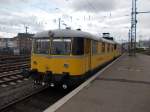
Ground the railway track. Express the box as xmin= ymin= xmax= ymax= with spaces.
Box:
xmin=0 ymin=63 xmax=30 ymax=73
xmin=0 ymin=55 xmax=30 ymax=87
xmin=0 ymin=84 xmax=49 ymax=111
xmin=0 ymin=62 xmax=72 ymax=112
xmin=0 ymin=84 xmax=69 ymax=112
xmin=0 ymin=70 xmax=28 ymax=87
xmin=0 ymin=55 xmax=30 ymax=65
xmin=0 ymin=55 xmax=60 ymax=112
xmin=0 ymin=55 xmax=29 ymax=60
xmin=0 ymin=62 xmax=67 ymax=112
xmin=0 ymin=59 xmax=30 ymax=64
xmin=0 ymin=58 xmax=30 ymax=64
xmin=0 ymin=55 xmax=30 ymax=73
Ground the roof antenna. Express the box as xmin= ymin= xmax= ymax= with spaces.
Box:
xmin=25 ymin=26 xmax=29 ymax=34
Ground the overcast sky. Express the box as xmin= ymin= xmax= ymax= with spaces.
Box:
xmin=0 ymin=0 xmax=150 ymax=42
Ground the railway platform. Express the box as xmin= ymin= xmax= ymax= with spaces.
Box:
xmin=45 ymin=53 xmax=150 ymax=112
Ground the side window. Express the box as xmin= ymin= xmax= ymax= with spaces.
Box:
xmin=92 ymin=40 xmax=98 ymax=54
xmin=114 ymin=44 xmax=117 ymax=50
xmin=111 ymin=44 xmax=114 ymax=52
xmin=102 ymin=42 xmax=105 ymax=53
xmin=51 ymin=38 xmax=71 ymax=55
xmin=85 ymin=39 xmax=91 ymax=54
xmin=107 ymin=44 xmax=110 ymax=52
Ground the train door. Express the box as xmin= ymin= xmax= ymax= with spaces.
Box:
xmin=85 ymin=39 xmax=91 ymax=72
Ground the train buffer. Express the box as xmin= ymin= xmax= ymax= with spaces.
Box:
xmin=44 ymin=53 xmax=150 ymax=112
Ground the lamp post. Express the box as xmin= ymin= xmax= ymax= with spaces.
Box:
xmin=55 ymin=8 xmax=72 ymax=29
xmin=58 ymin=18 xmax=61 ymax=29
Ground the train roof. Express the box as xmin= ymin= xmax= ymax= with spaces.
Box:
xmin=34 ymin=29 xmax=99 ymax=40
xmin=34 ymin=29 xmax=116 ymax=44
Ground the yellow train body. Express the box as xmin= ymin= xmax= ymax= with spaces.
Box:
xmin=31 ymin=55 xmax=86 ymax=75
xmin=31 ymin=50 xmax=120 ymax=76
xmin=29 ymin=29 xmax=122 ymax=88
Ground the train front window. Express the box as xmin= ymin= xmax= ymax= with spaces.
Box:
xmin=72 ymin=38 xmax=84 ymax=55
xmin=33 ymin=37 xmax=84 ymax=55
xmin=34 ymin=39 xmax=50 ymax=54
xmin=51 ymin=39 xmax=71 ymax=55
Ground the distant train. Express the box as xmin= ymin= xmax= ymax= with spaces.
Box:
xmin=28 ymin=29 xmax=121 ymax=89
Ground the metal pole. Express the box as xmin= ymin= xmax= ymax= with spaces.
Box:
xmin=130 ymin=0 xmax=137 ymax=56
xmin=128 ymin=29 xmax=131 ymax=55
xmin=58 ymin=18 xmax=61 ymax=29
xmin=131 ymin=0 xmax=150 ymax=55
xmin=134 ymin=0 xmax=137 ymax=55
xmin=130 ymin=0 xmax=133 ymax=56
xmin=26 ymin=26 xmax=27 ymax=34
xmin=25 ymin=26 xmax=29 ymax=34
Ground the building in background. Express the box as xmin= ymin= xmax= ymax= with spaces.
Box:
xmin=0 ymin=33 xmax=34 ymax=55
xmin=138 ymin=40 xmax=150 ymax=50
xmin=0 ymin=38 xmax=15 ymax=54
xmin=122 ymin=39 xmax=150 ymax=52
xmin=13 ymin=33 xmax=34 ymax=55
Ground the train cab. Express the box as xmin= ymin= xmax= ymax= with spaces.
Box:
xmin=30 ymin=29 xmax=97 ymax=88
xmin=29 ymin=29 xmax=121 ymax=89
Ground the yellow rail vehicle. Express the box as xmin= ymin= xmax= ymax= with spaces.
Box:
xmin=30 ymin=29 xmax=121 ymax=89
